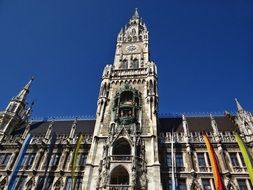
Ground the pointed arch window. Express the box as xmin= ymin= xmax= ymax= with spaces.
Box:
xmin=110 ymin=166 xmax=129 ymax=185
xmin=120 ymin=59 xmax=128 ymax=69
xmin=113 ymin=138 xmax=131 ymax=155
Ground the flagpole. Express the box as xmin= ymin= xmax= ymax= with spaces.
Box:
xmin=171 ymin=128 xmax=176 ymax=190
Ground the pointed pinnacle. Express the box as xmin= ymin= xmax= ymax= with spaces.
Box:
xmin=133 ymin=8 xmax=139 ymax=19
xmin=24 ymin=77 xmax=34 ymax=91
xmin=235 ymin=98 xmax=243 ymax=112
xmin=16 ymin=77 xmax=34 ymax=101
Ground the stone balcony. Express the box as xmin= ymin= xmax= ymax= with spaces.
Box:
xmin=110 ymin=155 xmax=132 ymax=162
xmin=108 ymin=185 xmax=131 ymax=190
xmin=111 ymin=68 xmax=148 ymax=79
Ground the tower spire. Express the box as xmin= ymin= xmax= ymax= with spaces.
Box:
xmin=15 ymin=77 xmax=34 ymax=102
xmin=133 ymin=8 xmax=139 ymax=19
xmin=235 ymin=98 xmax=243 ymax=112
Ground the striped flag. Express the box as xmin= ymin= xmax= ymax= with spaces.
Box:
xmin=234 ymin=132 xmax=253 ymax=184
xmin=8 ymin=133 xmax=32 ymax=190
xmin=36 ymin=132 xmax=57 ymax=190
xmin=203 ymin=132 xmax=224 ymax=190
xmin=71 ymin=133 xmax=83 ymax=190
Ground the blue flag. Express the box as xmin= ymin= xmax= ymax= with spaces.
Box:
xmin=8 ymin=133 xmax=32 ymax=190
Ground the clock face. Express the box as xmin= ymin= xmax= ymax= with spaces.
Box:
xmin=126 ymin=45 xmax=138 ymax=53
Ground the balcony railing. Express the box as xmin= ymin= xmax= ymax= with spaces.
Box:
xmin=198 ymin=166 xmax=212 ymax=173
xmin=160 ymin=131 xmax=238 ymax=143
xmin=111 ymin=68 xmax=148 ymax=78
xmin=233 ymin=166 xmax=247 ymax=173
xmin=110 ymin=155 xmax=132 ymax=161
xmin=108 ymin=185 xmax=131 ymax=190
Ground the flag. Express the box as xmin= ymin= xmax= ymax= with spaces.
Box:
xmin=171 ymin=129 xmax=176 ymax=190
xmin=71 ymin=133 xmax=83 ymax=190
xmin=36 ymin=132 xmax=57 ymax=190
xmin=234 ymin=132 xmax=253 ymax=184
xmin=203 ymin=132 xmax=224 ymax=190
xmin=8 ymin=133 xmax=32 ymax=190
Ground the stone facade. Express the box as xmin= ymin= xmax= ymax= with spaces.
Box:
xmin=0 ymin=9 xmax=252 ymax=190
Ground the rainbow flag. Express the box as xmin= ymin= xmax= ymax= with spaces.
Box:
xmin=203 ymin=132 xmax=223 ymax=190
xmin=71 ymin=133 xmax=83 ymax=190
xmin=234 ymin=132 xmax=253 ymax=184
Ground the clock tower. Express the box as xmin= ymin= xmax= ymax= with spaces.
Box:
xmin=83 ymin=9 xmax=162 ymax=190
xmin=114 ymin=8 xmax=149 ymax=69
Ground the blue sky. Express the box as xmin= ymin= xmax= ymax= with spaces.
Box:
xmin=0 ymin=0 xmax=252 ymax=118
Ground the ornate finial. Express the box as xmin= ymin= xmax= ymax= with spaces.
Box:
xmin=133 ymin=8 xmax=139 ymax=19
xmin=235 ymin=98 xmax=243 ymax=112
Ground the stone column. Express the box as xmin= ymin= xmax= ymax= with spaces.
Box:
xmin=217 ymin=143 xmax=229 ymax=173
xmin=7 ymin=149 xmax=19 ymax=171
xmin=33 ymin=148 xmax=44 ymax=170
xmin=185 ymin=143 xmax=194 ymax=173
xmin=59 ymin=148 xmax=70 ymax=171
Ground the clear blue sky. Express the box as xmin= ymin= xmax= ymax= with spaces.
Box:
xmin=0 ymin=0 xmax=252 ymax=118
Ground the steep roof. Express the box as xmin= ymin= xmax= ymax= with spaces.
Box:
xmin=159 ymin=115 xmax=237 ymax=133
xmin=13 ymin=119 xmax=95 ymax=136
xmin=13 ymin=115 xmax=237 ymax=136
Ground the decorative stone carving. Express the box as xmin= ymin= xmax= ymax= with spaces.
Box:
xmin=26 ymin=176 xmax=35 ymax=190
xmin=190 ymin=179 xmax=201 ymax=190
xmin=54 ymin=177 xmax=63 ymax=190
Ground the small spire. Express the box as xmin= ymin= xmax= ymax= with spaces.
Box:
xmin=16 ymin=77 xmax=34 ymax=102
xmin=133 ymin=8 xmax=139 ymax=19
xmin=235 ymin=98 xmax=243 ymax=112
xmin=182 ymin=114 xmax=186 ymax=121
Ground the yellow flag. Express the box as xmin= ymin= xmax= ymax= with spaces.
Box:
xmin=71 ymin=133 xmax=83 ymax=190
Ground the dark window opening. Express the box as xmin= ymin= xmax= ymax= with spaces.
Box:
xmin=110 ymin=166 xmax=129 ymax=185
xmin=120 ymin=91 xmax=133 ymax=105
xmin=113 ymin=139 xmax=131 ymax=155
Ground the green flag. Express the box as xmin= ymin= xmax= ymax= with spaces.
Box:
xmin=235 ymin=132 xmax=253 ymax=184
xmin=71 ymin=133 xmax=83 ymax=190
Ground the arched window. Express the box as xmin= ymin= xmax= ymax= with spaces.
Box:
xmin=120 ymin=91 xmax=133 ymax=105
xmin=113 ymin=138 xmax=131 ymax=155
xmin=120 ymin=59 xmax=128 ymax=69
xmin=110 ymin=166 xmax=129 ymax=185
xmin=132 ymin=29 xmax=136 ymax=35
xmin=132 ymin=59 xmax=139 ymax=69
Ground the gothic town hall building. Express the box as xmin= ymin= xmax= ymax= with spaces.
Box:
xmin=0 ymin=10 xmax=252 ymax=190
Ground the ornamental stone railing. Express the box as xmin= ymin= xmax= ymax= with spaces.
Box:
xmin=108 ymin=185 xmax=131 ymax=190
xmin=232 ymin=166 xmax=247 ymax=173
xmin=111 ymin=68 xmax=148 ymax=78
xmin=160 ymin=131 xmax=237 ymax=143
xmin=110 ymin=155 xmax=132 ymax=161
xmin=198 ymin=166 xmax=212 ymax=173
xmin=1 ymin=135 xmax=22 ymax=144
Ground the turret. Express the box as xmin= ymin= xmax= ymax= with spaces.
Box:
xmin=114 ymin=8 xmax=149 ymax=68
xmin=0 ymin=78 xmax=34 ymax=135
xmin=234 ymin=98 xmax=253 ymax=138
